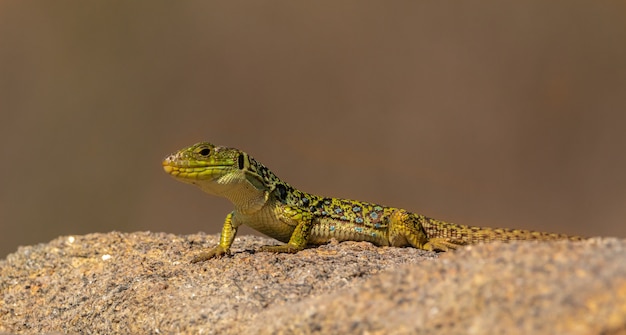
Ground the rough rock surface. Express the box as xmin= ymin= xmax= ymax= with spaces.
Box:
xmin=0 ymin=232 xmax=625 ymax=334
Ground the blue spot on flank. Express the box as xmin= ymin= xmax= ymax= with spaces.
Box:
xmin=374 ymin=223 xmax=382 ymax=229
xmin=334 ymin=207 xmax=343 ymax=214
xmin=352 ymin=205 xmax=361 ymax=212
xmin=370 ymin=212 xmax=379 ymax=220
xmin=329 ymin=226 xmax=336 ymax=232
xmin=340 ymin=216 xmax=347 ymax=220
xmin=354 ymin=227 xmax=363 ymax=233
xmin=355 ymin=217 xmax=364 ymax=223
xmin=321 ymin=211 xmax=328 ymax=215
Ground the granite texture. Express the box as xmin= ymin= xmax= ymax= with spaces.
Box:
xmin=1 ymin=232 xmax=624 ymax=334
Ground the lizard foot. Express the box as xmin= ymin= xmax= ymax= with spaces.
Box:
xmin=423 ymin=238 xmax=467 ymax=252
xmin=259 ymin=244 xmax=304 ymax=254
xmin=191 ymin=245 xmax=229 ymax=263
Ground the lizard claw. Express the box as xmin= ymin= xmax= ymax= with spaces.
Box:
xmin=190 ymin=245 xmax=229 ymax=263
xmin=423 ymin=238 xmax=467 ymax=252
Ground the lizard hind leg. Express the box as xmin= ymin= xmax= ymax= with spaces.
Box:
xmin=389 ymin=211 xmax=467 ymax=252
xmin=387 ymin=210 xmax=430 ymax=250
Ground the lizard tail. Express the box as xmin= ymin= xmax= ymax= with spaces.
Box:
xmin=418 ymin=215 xmax=583 ymax=247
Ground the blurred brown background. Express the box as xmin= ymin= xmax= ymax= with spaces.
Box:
xmin=1 ymin=1 xmax=625 ymax=259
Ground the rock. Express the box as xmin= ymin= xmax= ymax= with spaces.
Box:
xmin=1 ymin=232 xmax=624 ymax=334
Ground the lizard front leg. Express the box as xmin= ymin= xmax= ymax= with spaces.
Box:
xmin=191 ymin=211 xmax=238 ymax=263
xmin=259 ymin=206 xmax=314 ymax=253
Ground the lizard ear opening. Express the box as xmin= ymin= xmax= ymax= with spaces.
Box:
xmin=238 ymin=153 xmax=245 ymax=170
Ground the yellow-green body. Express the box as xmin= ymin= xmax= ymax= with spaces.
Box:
xmin=163 ymin=142 xmax=583 ymax=262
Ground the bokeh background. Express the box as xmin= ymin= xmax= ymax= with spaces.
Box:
xmin=1 ymin=1 xmax=625 ymax=259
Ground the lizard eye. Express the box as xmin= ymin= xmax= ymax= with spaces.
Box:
xmin=198 ymin=148 xmax=211 ymax=156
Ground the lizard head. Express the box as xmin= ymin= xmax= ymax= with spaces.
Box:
xmin=162 ymin=142 xmax=278 ymax=212
xmin=162 ymin=142 xmax=245 ymax=190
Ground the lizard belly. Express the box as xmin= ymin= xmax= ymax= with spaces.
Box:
xmin=308 ymin=217 xmax=390 ymax=246
xmin=235 ymin=207 xmax=295 ymax=243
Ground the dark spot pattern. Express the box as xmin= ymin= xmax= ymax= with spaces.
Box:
xmin=275 ymin=184 xmax=288 ymax=201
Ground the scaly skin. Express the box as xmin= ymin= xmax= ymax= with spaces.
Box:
xmin=162 ymin=142 xmax=584 ymax=263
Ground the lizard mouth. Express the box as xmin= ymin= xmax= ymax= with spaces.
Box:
xmin=162 ymin=160 xmax=232 ymax=180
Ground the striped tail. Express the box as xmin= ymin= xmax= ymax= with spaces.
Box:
xmin=418 ymin=215 xmax=583 ymax=246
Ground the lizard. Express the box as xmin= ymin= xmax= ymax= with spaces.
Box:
xmin=162 ymin=142 xmax=584 ymax=263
